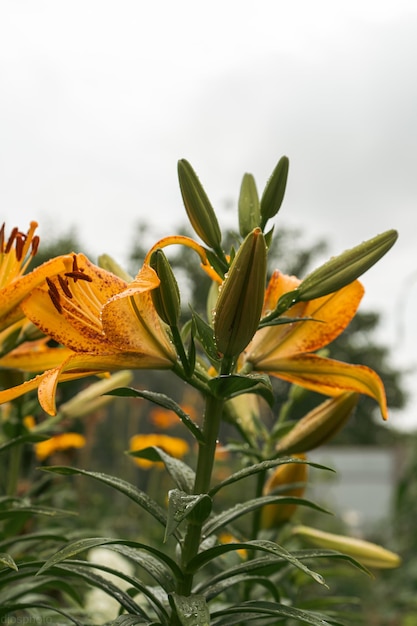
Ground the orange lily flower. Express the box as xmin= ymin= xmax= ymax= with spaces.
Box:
xmin=0 ymin=222 xmax=72 ymax=337
xmin=243 ymin=271 xmax=388 ymax=420
xmin=0 ymin=254 xmax=177 ymax=415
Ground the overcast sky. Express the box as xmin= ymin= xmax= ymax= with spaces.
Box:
xmin=1 ymin=0 xmax=416 ymax=429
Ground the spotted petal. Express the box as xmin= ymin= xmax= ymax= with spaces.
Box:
xmin=262 ymin=353 xmax=388 ymax=420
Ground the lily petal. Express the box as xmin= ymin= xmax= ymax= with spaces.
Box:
xmin=248 ymin=279 xmax=364 ymax=364
xmin=260 ymin=353 xmax=388 ymax=420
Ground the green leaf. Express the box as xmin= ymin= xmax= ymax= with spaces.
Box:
xmin=165 ymin=490 xmax=212 ymax=540
xmin=128 ymin=446 xmax=195 ymax=494
xmin=107 ymin=618 xmax=150 ymax=625
xmin=202 ymin=495 xmax=329 ymax=537
xmin=203 ymin=573 xmax=281 ymax=602
xmin=37 ymin=537 xmax=183 ymax=584
xmin=40 ymin=466 xmax=168 ymax=528
xmin=0 ymin=604 xmax=84 ymax=625
xmin=207 ymin=373 xmax=274 ymax=406
xmin=0 ymin=503 xmax=76 ymax=519
xmin=108 ymin=387 xmax=204 ymax=444
xmin=188 ymin=539 xmax=327 ymax=587
xmin=0 ymin=552 xmax=17 ymax=571
xmin=209 ymin=457 xmax=333 ymax=496
xmin=212 ymin=600 xmax=340 ymax=626
xmin=191 ymin=308 xmax=220 ymax=363
xmin=169 ymin=592 xmax=210 ymax=626
xmin=0 ymin=432 xmax=50 ymax=453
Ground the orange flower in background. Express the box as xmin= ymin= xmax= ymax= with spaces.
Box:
xmin=129 ymin=433 xmax=189 ymax=469
xmin=34 ymin=432 xmax=86 ymax=461
xmin=0 ymin=256 xmax=177 ymax=415
xmin=243 ymin=271 xmax=388 ymax=420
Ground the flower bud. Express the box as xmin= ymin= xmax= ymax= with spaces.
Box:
xmin=238 ymin=173 xmax=261 ymax=237
xmin=149 ymin=249 xmax=181 ymax=327
xmin=214 ymin=229 xmax=267 ymax=358
xmin=177 ymin=159 xmax=222 ymax=250
xmin=296 ymin=229 xmax=398 ymax=302
xmin=260 ymin=156 xmax=289 ymax=229
xmin=276 ymin=393 xmax=359 ymax=455
xmin=59 ymin=371 xmax=133 ymax=419
xmin=261 ymin=454 xmax=308 ymax=527
xmin=292 ymin=525 xmax=401 ymax=569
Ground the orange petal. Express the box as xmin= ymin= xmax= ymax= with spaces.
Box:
xmin=102 ymin=279 xmax=176 ymax=365
xmin=0 ymin=342 xmax=74 ymax=372
xmin=248 ymin=280 xmax=364 ymax=364
xmin=261 ymin=353 xmax=388 ymax=420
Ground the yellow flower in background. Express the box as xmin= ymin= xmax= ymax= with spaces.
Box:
xmin=0 ymin=255 xmax=177 ymax=415
xmin=243 ymin=271 xmax=388 ymax=420
xmin=34 ymin=432 xmax=86 ymax=461
xmin=129 ymin=433 xmax=189 ymax=469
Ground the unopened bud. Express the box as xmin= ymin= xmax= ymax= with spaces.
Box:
xmin=150 ymin=249 xmax=181 ymax=326
xmin=238 ymin=173 xmax=261 ymax=237
xmin=296 ymin=229 xmax=398 ymax=302
xmin=261 ymin=454 xmax=308 ymax=527
xmin=260 ymin=156 xmax=289 ymax=229
xmin=214 ymin=229 xmax=267 ymax=358
xmin=276 ymin=393 xmax=359 ymax=455
xmin=59 ymin=371 xmax=133 ymax=419
xmin=98 ymin=254 xmax=133 ymax=282
xmin=177 ymin=159 xmax=222 ymax=250
xmin=293 ymin=525 xmax=401 ymax=569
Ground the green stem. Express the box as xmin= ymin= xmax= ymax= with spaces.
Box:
xmin=177 ymin=393 xmax=224 ymax=597
xmin=176 ymin=358 xmax=234 ymax=599
xmin=7 ymin=443 xmax=23 ymax=496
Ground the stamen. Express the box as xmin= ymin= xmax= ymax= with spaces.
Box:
xmin=46 ymin=278 xmax=62 ymax=314
xmin=58 ymin=274 xmax=73 ymax=298
xmin=31 ymin=236 xmax=40 ymax=256
xmin=15 ymin=233 xmax=25 ymax=262
xmin=0 ymin=224 xmax=4 ymax=252
xmin=65 ymin=271 xmax=93 ymax=282
xmin=5 ymin=227 xmax=18 ymax=254
xmin=65 ymin=254 xmax=92 ymax=282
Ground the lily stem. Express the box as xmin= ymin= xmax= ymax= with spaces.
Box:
xmin=176 ymin=357 xmax=233 ymax=599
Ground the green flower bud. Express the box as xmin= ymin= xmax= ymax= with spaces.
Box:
xmin=293 ymin=525 xmax=401 ymax=569
xmin=214 ymin=228 xmax=267 ymax=358
xmin=276 ymin=393 xmax=359 ymax=455
xmin=260 ymin=156 xmax=289 ymax=229
xmin=177 ymin=159 xmax=222 ymax=250
xmin=297 ymin=229 xmax=398 ymax=301
xmin=150 ymin=249 xmax=181 ymax=326
xmin=238 ymin=173 xmax=261 ymax=237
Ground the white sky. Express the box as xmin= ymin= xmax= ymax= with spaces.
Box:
xmin=1 ymin=0 xmax=417 ymax=429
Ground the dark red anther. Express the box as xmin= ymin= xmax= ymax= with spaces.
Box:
xmin=58 ymin=274 xmax=73 ymax=298
xmin=46 ymin=277 xmax=62 ymax=313
xmin=5 ymin=227 xmax=18 ymax=254
xmin=31 ymin=236 xmax=40 ymax=256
